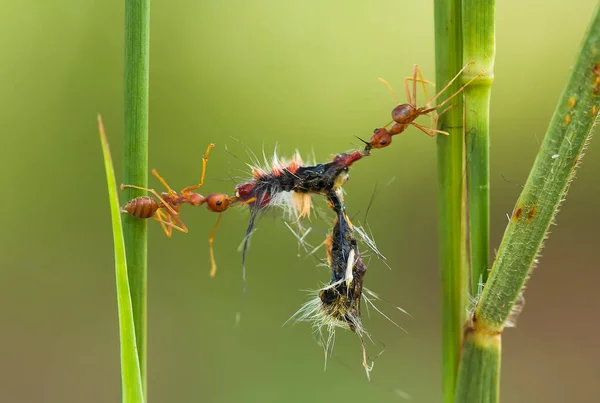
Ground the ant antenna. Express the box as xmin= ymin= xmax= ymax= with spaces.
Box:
xmin=378 ymin=77 xmax=399 ymax=104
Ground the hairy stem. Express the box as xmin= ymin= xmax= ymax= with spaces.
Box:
xmin=454 ymin=329 xmax=500 ymax=403
xmin=455 ymin=4 xmax=600 ymax=401
xmin=477 ymin=3 xmax=599 ymax=333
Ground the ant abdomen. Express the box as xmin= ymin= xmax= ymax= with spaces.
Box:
xmin=123 ymin=196 xmax=159 ymax=218
xmin=391 ymin=103 xmax=416 ymax=124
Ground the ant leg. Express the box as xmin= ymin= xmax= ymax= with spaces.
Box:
xmin=405 ymin=77 xmax=434 ymax=86
xmin=121 ymin=184 xmax=180 ymax=218
xmin=420 ymin=102 xmax=456 ymax=131
xmin=412 ymin=64 xmax=418 ymax=106
xmin=182 ymin=143 xmax=216 ymax=194
xmin=411 ymin=122 xmax=449 ymax=137
xmin=154 ymin=209 xmax=188 ymax=235
xmin=153 ymin=208 xmax=172 ymax=237
xmin=413 ymin=65 xmax=432 ymax=104
xmin=402 ymin=65 xmax=431 ymax=106
xmin=427 ymin=61 xmax=476 ymax=106
xmin=405 ymin=78 xmax=435 ymax=101
xmin=151 ymin=169 xmax=178 ymax=197
xmin=411 ymin=64 xmax=418 ymax=107
xmin=435 ymin=70 xmax=485 ymax=109
xmin=378 ymin=78 xmax=399 ymax=104
xmin=208 ymin=213 xmax=223 ymax=278
xmin=237 ymin=196 xmax=257 ymax=206
xmin=160 ymin=208 xmax=188 ymax=237
xmin=401 ymin=75 xmax=412 ymax=106
xmin=431 ymin=104 xmax=456 ymax=127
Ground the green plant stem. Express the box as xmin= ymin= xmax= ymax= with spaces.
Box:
xmin=98 ymin=116 xmax=145 ymax=403
xmin=455 ymin=5 xmax=600 ymax=401
xmin=462 ymin=0 xmax=495 ymax=296
xmin=434 ymin=1 xmax=470 ymax=401
xmin=124 ymin=0 xmax=150 ymax=397
xmin=454 ymin=329 xmax=500 ymax=403
xmin=476 ymin=3 xmax=600 ymax=332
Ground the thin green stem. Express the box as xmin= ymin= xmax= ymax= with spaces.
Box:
xmin=462 ymin=0 xmax=495 ymax=296
xmin=434 ymin=1 xmax=470 ymax=401
xmin=124 ymin=0 xmax=150 ymax=397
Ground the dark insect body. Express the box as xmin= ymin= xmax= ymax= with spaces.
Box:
xmin=234 ymin=150 xmax=368 ymax=287
xmin=121 ymin=144 xmax=237 ymax=277
xmin=365 ymin=61 xmax=485 ymax=151
xmin=235 ymin=151 xmax=365 ymax=206
xmin=287 ymin=203 xmax=372 ymax=378
xmin=319 ymin=210 xmax=367 ymax=332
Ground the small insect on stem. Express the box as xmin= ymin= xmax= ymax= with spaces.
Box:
xmin=365 ymin=61 xmax=485 ymax=151
xmin=120 ymin=143 xmax=236 ymax=277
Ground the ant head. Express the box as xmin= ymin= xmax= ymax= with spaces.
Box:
xmin=333 ymin=151 xmax=365 ymax=168
xmin=368 ymin=128 xmax=392 ymax=149
xmin=187 ymin=193 xmax=206 ymax=206
xmin=206 ymin=193 xmax=231 ymax=213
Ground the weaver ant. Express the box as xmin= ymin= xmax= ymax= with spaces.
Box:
xmin=364 ymin=61 xmax=485 ymax=151
xmin=121 ymin=143 xmax=236 ymax=277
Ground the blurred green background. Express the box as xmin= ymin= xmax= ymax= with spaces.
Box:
xmin=1 ymin=0 xmax=599 ymax=402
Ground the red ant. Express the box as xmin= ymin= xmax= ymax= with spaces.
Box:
xmin=365 ymin=61 xmax=485 ymax=150
xmin=121 ymin=143 xmax=237 ymax=277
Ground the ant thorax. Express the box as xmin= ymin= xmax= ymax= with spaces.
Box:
xmin=159 ymin=192 xmax=178 ymax=206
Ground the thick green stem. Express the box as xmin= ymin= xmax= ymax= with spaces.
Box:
xmin=462 ymin=0 xmax=495 ymax=296
xmin=455 ymin=5 xmax=600 ymax=401
xmin=434 ymin=2 xmax=470 ymax=401
xmin=124 ymin=0 xmax=150 ymax=397
xmin=454 ymin=327 xmax=500 ymax=403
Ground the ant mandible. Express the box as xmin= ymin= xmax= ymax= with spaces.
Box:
xmin=121 ymin=143 xmax=235 ymax=277
xmin=365 ymin=61 xmax=485 ymax=151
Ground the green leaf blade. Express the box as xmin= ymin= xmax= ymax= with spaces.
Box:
xmin=476 ymin=5 xmax=600 ymax=331
xmin=98 ymin=116 xmax=145 ymax=403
